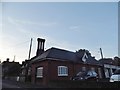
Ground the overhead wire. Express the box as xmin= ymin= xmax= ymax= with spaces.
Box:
xmin=10 ymin=40 xmax=30 ymax=48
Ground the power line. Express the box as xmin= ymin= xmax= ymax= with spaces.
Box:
xmin=8 ymin=40 xmax=30 ymax=48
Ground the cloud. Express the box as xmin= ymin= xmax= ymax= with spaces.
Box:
xmin=44 ymin=35 xmax=81 ymax=52
xmin=69 ymin=25 xmax=80 ymax=31
xmin=6 ymin=16 xmax=58 ymax=38
xmin=7 ymin=17 xmax=57 ymax=27
xmin=6 ymin=17 xmax=44 ymax=38
xmin=6 ymin=17 xmax=79 ymax=51
xmin=2 ymin=16 xmax=91 ymax=63
xmin=69 ymin=26 xmax=79 ymax=29
xmin=7 ymin=17 xmax=19 ymax=26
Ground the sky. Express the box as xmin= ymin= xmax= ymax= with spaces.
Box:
xmin=0 ymin=2 xmax=118 ymax=64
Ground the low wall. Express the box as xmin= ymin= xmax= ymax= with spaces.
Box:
xmin=19 ymin=76 xmax=25 ymax=82
xmin=5 ymin=76 xmax=18 ymax=81
xmin=48 ymin=80 xmax=119 ymax=88
xmin=5 ymin=76 xmax=26 ymax=82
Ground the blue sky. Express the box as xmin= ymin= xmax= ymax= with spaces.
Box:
xmin=0 ymin=2 xmax=118 ymax=63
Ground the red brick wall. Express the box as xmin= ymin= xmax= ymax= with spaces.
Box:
xmin=48 ymin=60 xmax=74 ymax=81
xmin=70 ymin=63 xmax=100 ymax=77
xmin=48 ymin=60 xmax=102 ymax=81
xmin=31 ymin=59 xmax=103 ymax=85
xmin=31 ymin=60 xmax=49 ymax=85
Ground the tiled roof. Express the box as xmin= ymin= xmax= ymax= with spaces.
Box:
xmin=99 ymin=58 xmax=115 ymax=65
xmin=31 ymin=47 xmax=78 ymax=63
xmin=31 ymin=47 xmax=100 ymax=65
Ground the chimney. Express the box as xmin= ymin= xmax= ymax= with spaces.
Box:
xmin=36 ymin=38 xmax=45 ymax=56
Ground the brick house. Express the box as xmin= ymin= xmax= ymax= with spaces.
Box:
xmin=2 ymin=58 xmax=21 ymax=80
xmin=20 ymin=59 xmax=32 ymax=82
xmin=29 ymin=38 xmax=103 ymax=85
xmin=99 ymin=58 xmax=120 ymax=79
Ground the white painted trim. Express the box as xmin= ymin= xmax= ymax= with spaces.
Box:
xmin=58 ymin=66 xmax=68 ymax=76
xmin=36 ymin=76 xmax=43 ymax=78
xmin=58 ymin=74 xmax=68 ymax=76
xmin=104 ymin=64 xmax=120 ymax=69
xmin=36 ymin=67 xmax=43 ymax=78
xmin=82 ymin=52 xmax=88 ymax=62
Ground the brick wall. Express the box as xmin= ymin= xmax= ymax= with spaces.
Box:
xmin=31 ymin=59 xmax=103 ymax=85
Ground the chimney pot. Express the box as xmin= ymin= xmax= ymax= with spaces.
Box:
xmin=36 ymin=38 xmax=45 ymax=56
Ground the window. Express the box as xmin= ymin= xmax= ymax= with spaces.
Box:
xmin=91 ymin=67 xmax=95 ymax=71
xmin=36 ymin=67 xmax=43 ymax=78
xmin=28 ymin=67 xmax=31 ymax=75
xmin=104 ymin=68 xmax=110 ymax=78
xmin=82 ymin=67 xmax=86 ymax=71
xmin=58 ymin=66 xmax=68 ymax=76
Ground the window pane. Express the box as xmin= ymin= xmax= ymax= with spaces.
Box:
xmin=62 ymin=67 xmax=65 ymax=74
xmin=58 ymin=66 xmax=68 ymax=76
xmin=36 ymin=67 xmax=43 ymax=78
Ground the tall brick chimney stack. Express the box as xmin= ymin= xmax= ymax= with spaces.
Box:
xmin=36 ymin=38 xmax=45 ymax=56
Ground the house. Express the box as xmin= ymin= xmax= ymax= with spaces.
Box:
xmin=2 ymin=58 xmax=21 ymax=80
xmin=20 ymin=55 xmax=39 ymax=82
xmin=29 ymin=38 xmax=103 ymax=85
xmin=20 ymin=59 xmax=32 ymax=82
xmin=99 ymin=58 xmax=120 ymax=79
xmin=20 ymin=38 xmax=45 ymax=82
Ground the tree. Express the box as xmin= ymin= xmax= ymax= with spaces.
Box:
xmin=76 ymin=49 xmax=91 ymax=56
xmin=113 ymin=56 xmax=120 ymax=66
xmin=2 ymin=58 xmax=21 ymax=78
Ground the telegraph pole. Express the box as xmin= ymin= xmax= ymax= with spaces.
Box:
xmin=100 ymin=48 xmax=103 ymax=59
xmin=28 ymin=38 xmax=33 ymax=60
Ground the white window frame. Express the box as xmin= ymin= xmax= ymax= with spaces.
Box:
xmin=58 ymin=66 xmax=68 ymax=76
xmin=36 ymin=67 xmax=43 ymax=78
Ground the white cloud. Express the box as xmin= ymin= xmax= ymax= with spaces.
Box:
xmin=1 ymin=17 xmax=59 ymax=63
xmin=1 ymin=16 xmax=104 ymax=63
xmin=69 ymin=26 xmax=80 ymax=30
xmin=6 ymin=17 xmax=80 ymax=51
xmin=6 ymin=17 xmax=45 ymax=38
xmin=7 ymin=17 xmax=57 ymax=27
xmin=44 ymin=35 xmax=82 ymax=52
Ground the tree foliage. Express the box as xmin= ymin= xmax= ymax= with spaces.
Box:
xmin=113 ymin=56 xmax=120 ymax=66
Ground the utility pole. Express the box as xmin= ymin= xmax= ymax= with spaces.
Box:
xmin=100 ymin=48 xmax=103 ymax=59
xmin=28 ymin=38 xmax=33 ymax=60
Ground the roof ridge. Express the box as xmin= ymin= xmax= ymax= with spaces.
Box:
xmin=51 ymin=47 xmax=75 ymax=53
